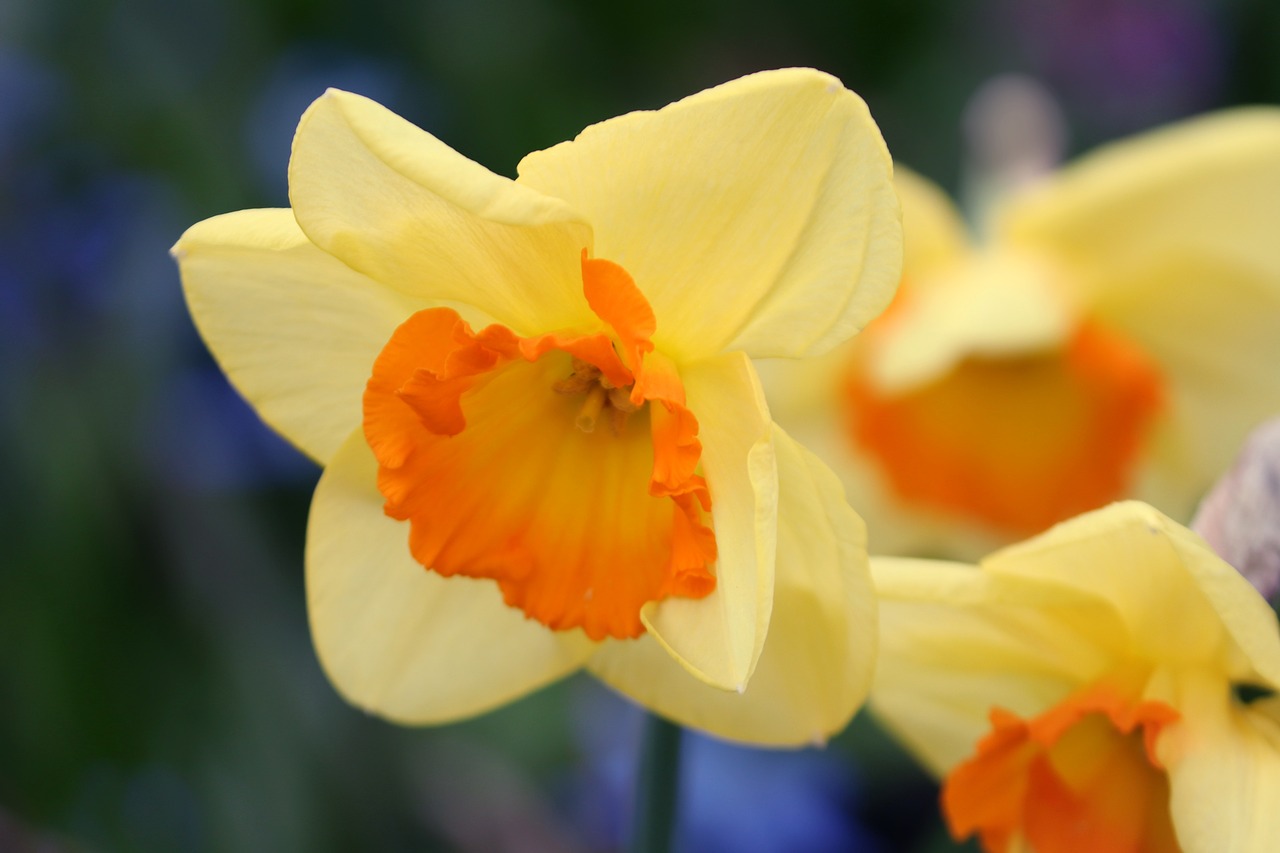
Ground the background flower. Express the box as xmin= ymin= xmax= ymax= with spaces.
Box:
xmin=871 ymin=502 xmax=1280 ymax=852
xmin=762 ymin=107 xmax=1280 ymax=558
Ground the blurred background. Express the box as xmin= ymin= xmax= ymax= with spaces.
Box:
xmin=2 ymin=0 xmax=1278 ymax=850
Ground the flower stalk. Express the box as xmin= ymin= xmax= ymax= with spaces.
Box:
xmin=629 ymin=713 xmax=683 ymax=853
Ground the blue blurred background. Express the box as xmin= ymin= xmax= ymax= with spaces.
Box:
xmin=1 ymin=0 xmax=1276 ymax=850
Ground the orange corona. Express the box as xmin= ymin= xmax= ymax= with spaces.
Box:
xmin=362 ymin=252 xmax=717 ymax=641
xmin=943 ymin=682 xmax=1181 ymax=853
xmin=846 ymin=318 xmax=1166 ymax=534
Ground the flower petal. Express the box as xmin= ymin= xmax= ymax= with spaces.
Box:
xmin=289 ymin=89 xmax=595 ymax=335
xmin=863 ymin=250 xmax=1076 ymax=394
xmin=517 ymin=68 xmax=902 ymax=361
xmin=1101 ymin=259 xmax=1280 ymax=519
xmin=589 ymin=425 xmax=875 ymax=745
xmin=999 ymin=109 xmax=1280 ymax=504
xmin=306 ymin=430 xmax=595 ymax=724
xmin=871 ymin=556 xmax=1113 ymax=775
xmin=895 ymin=167 xmax=972 ymax=279
xmin=986 ymin=502 xmax=1280 ymax=684
xmin=639 ymin=351 xmax=776 ymax=690
xmin=1000 ymin=108 xmax=1280 ymax=309
xmin=1158 ymin=669 xmax=1280 ymax=853
xmin=172 ymin=208 xmax=419 ymax=464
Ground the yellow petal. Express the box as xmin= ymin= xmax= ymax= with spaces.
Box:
xmin=1158 ymin=669 xmax=1280 ymax=853
xmin=590 ymin=425 xmax=876 ymax=746
xmin=306 ymin=430 xmax=595 ymax=724
xmin=1156 ymin=516 xmax=1280 ymax=688
xmin=999 ymin=109 xmax=1280 ymax=504
xmin=865 ymin=248 xmax=1076 ymax=393
xmin=860 ymin=167 xmax=1033 ymax=398
xmin=1099 ymin=260 xmax=1280 ymax=520
xmin=289 ymin=89 xmax=595 ymax=335
xmin=640 ymin=351 xmax=776 ymax=690
xmin=172 ymin=208 xmax=419 ymax=464
xmin=986 ymin=502 xmax=1280 ymax=684
xmin=871 ymin=556 xmax=1110 ymax=775
xmin=517 ymin=68 xmax=902 ymax=361
xmin=1000 ymin=108 xmax=1280 ymax=307
xmin=895 ymin=167 xmax=971 ymax=279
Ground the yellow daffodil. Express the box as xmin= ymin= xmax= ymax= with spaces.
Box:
xmin=171 ymin=69 xmax=902 ymax=746
xmin=760 ymin=109 xmax=1280 ymax=556
xmin=871 ymin=501 xmax=1280 ymax=852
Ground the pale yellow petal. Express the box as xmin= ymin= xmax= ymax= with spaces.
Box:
xmin=1096 ymin=259 xmax=1280 ymax=518
xmin=986 ymin=502 xmax=1280 ymax=684
xmin=999 ymin=107 xmax=1280 ymax=306
xmin=871 ymin=556 xmax=1112 ymax=775
xmin=1156 ymin=516 xmax=1280 ymax=688
xmin=641 ymin=352 xmax=776 ymax=691
xmin=306 ymin=431 xmax=595 ymax=724
xmin=590 ymin=425 xmax=876 ymax=746
xmin=289 ymin=89 xmax=595 ymax=335
xmin=1158 ymin=669 xmax=1280 ymax=853
xmin=895 ymin=166 xmax=972 ymax=279
xmin=517 ymin=68 xmax=902 ymax=361
xmin=999 ymin=109 xmax=1280 ymax=498
xmin=865 ymin=248 xmax=1076 ymax=393
xmin=172 ymin=208 xmax=419 ymax=464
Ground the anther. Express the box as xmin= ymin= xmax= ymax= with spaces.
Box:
xmin=608 ymin=386 xmax=639 ymax=413
xmin=553 ymin=374 xmax=594 ymax=394
xmin=553 ymin=358 xmax=602 ymax=395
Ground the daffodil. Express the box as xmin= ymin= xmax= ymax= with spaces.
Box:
xmin=871 ymin=501 xmax=1280 ymax=852
xmin=759 ymin=109 xmax=1280 ymax=556
xmin=171 ymin=69 xmax=902 ymax=745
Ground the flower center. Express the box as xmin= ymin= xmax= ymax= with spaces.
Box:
xmin=361 ymin=254 xmax=717 ymax=641
xmin=845 ymin=318 xmax=1166 ymax=534
xmin=942 ymin=681 xmax=1181 ymax=853
xmin=553 ymin=357 xmax=641 ymax=434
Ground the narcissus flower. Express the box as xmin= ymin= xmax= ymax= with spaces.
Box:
xmin=760 ymin=109 xmax=1280 ymax=556
xmin=871 ymin=501 xmax=1280 ymax=853
xmin=171 ymin=69 xmax=902 ymax=745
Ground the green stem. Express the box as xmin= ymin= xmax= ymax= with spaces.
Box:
xmin=628 ymin=713 xmax=683 ymax=853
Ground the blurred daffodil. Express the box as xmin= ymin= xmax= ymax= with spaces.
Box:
xmin=171 ymin=69 xmax=902 ymax=745
xmin=760 ymin=109 xmax=1280 ymax=556
xmin=871 ymin=501 xmax=1280 ymax=853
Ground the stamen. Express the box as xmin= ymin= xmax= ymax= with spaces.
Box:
xmin=609 ymin=386 xmax=640 ymax=413
xmin=553 ymin=358 xmax=603 ymax=394
xmin=576 ymin=386 xmax=608 ymax=433
xmin=552 ymin=374 xmax=594 ymax=394
xmin=553 ymin=353 xmax=647 ymax=435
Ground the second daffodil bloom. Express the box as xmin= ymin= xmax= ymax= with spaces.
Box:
xmin=871 ymin=501 xmax=1280 ymax=853
xmin=760 ymin=109 xmax=1280 ymax=556
xmin=171 ymin=69 xmax=903 ymax=746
